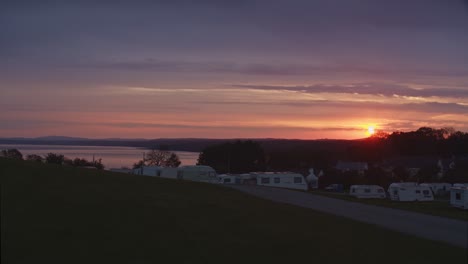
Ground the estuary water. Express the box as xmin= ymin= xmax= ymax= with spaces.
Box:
xmin=0 ymin=144 xmax=199 ymax=169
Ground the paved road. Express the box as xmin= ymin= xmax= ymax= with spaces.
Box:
xmin=229 ymin=185 xmax=468 ymax=248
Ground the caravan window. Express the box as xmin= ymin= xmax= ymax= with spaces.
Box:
xmin=294 ymin=177 xmax=302 ymax=183
xmin=274 ymin=177 xmax=280 ymax=183
xmin=364 ymin=189 xmax=371 ymax=193
xmin=415 ymin=190 xmax=421 ymax=194
xmin=351 ymin=188 xmax=355 ymax=193
xmin=223 ymin=178 xmax=231 ymax=183
xmin=456 ymin=193 xmax=461 ymax=200
xmin=261 ymin=177 xmax=270 ymax=184
xmin=423 ymin=190 xmax=430 ymax=195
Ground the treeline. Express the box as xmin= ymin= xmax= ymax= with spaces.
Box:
xmin=196 ymin=127 xmax=468 ymax=186
xmin=0 ymin=149 xmax=104 ymax=170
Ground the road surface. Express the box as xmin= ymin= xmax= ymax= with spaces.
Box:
xmin=229 ymin=185 xmax=468 ymax=248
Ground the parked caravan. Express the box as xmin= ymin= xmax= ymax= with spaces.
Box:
xmin=109 ymin=168 xmax=132 ymax=174
xmin=388 ymin=183 xmax=434 ymax=201
xmin=419 ymin=183 xmax=452 ymax=196
xmin=349 ymin=185 xmax=386 ymax=199
xmin=159 ymin=167 xmax=178 ymax=179
xmin=217 ymin=174 xmax=240 ymax=184
xmin=131 ymin=166 xmax=177 ymax=178
xmin=132 ymin=166 xmax=160 ymax=176
xmin=450 ymin=186 xmax=468 ymax=210
xmin=255 ymin=172 xmax=308 ymax=191
xmin=239 ymin=173 xmax=257 ymax=185
xmin=177 ymin=165 xmax=217 ymax=183
xmin=325 ymin=184 xmax=344 ymax=193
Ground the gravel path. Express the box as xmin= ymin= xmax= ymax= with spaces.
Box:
xmin=229 ymin=185 xmax=468 ymax=248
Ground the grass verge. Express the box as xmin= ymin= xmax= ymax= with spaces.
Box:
xmin=1 ymin=158 xmax=466 ymax=263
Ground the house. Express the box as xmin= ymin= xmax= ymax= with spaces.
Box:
xmin=349 ymin=185 xmax=386 ymax=199
xmin=387 ymin=182 xmax=434 ymax=201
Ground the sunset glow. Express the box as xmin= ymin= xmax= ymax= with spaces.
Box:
xmin=1 ymin=1 xmax=467 ymax=139
xmin=367 ymin=126 xmax=375 ymax=136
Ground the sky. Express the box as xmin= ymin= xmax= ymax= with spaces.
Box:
xmin=1 ymin=0 xmax=468 ymax=139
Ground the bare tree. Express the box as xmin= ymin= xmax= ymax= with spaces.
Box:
xmin=144 ymin=149 xmax=181 ymax=167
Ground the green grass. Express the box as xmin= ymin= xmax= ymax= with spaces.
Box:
xmin=1 ymin=158 xmax=465 ymax=264
xmin=311 ymin=190 xmax=468 ymax=221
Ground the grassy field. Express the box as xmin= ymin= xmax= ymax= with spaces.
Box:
xmin=1 ymin=158 xmax=465 ymax=264
xmin=311 ymin=190 xmax=468 ymax=221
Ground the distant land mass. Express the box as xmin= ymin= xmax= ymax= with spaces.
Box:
xmin=0 ymin=136 xmax=355 ymax=153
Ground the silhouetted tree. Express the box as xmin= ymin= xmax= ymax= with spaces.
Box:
xmin=1 ymin=149 xmax=23 ymax=160
xmin=133 ymin=160 xmax=145 ymax=169
xmin=45 ymin=153 xmax=65 ymax=165
xmin=165 ymin=153 xmax=181 ymax=167
xmin=26 ymin=154 xmax=43 ymax=162
xmin=416 ymin=165 xmax=439 ymax=183
xmin=197 ymin=140 xmax=266 ymax=173
xmin=393 ymin=166 xmax=410 ymax=182
xmin=144 ymin=149 xmax=181 ymax=167
xmin=93 ymin=158 xmax=105 ymax=170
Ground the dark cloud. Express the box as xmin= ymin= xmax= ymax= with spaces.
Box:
xmin=104 ymin=122 xmax=362 ymax=132
xmin=66 ymin=59 xmax=468 ymax=78
xmin=193 ymin=100 xmax=468 ymax=114
xmin=231 ymin=84 xmax=468 ymax=98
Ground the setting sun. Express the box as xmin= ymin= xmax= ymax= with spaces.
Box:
xmin=367 ymin=126 xmax=375 ymax=136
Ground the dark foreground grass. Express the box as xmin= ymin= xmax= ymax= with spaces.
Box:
xmin=311 ymin=191 xmax=468 ymax=221
xmin=1 ymin=158 xmax=466 ymax=264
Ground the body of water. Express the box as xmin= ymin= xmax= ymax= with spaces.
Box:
xmin=0 ymin=144 xmax=200 ymax=169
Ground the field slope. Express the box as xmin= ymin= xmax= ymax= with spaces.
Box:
xmin=1 ymin=158 xmax=465 ymax=264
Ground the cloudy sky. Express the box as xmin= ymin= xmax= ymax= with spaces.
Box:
xmin=1 ymin=0 xmax=468 ymax=139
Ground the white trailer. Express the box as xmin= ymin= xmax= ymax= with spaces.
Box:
xmin=255 ymin=172 xmax=308 ymax=191
xmin=177 ymin=165 xmax=217 ymax=183
xmin=450 ymin=186 xmax=468 ymax=210
xmin=349 ymin=185 xmax=386 ymax=199
xmin=217 ymin=174 xmax=240 ymax=184
xmin=419 ymin=183 xmax=452 ymax=196
xmin=388 ymin=183 xmax=434 ymax=201
xmin=132 ymin=166 xmax=161 ymax=176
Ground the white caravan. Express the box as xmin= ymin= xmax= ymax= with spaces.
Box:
xmin=132 ymin=166 xmax=160 ymax=176
xmin=177 ymin=165 xmax=217 ymax=183
xmin=349 ymin=185 xmax=386 ymax=199
xmin=255 ymin=172 xmax=308 ymax=191
xmin=450 ymin=186 xmax=468 ymax=210
xmin=388 ymin=183 xmax=434 ymax=201
xmin=132 ymin=166 xmax=178 ymax=178
xmin=217 ymin=174 xmax=240 ymax=184
xmin=419 ymin=183 xmax=452 ymax=196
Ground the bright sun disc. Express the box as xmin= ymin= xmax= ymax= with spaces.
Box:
xmin=368 ymin=126 xmax=375 ymax=135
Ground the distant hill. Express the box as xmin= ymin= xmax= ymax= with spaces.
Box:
xmin=0 ymin=136 xmax=356 ymax=153
xmin=33 ymin=136 xmax=90 ymax=141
